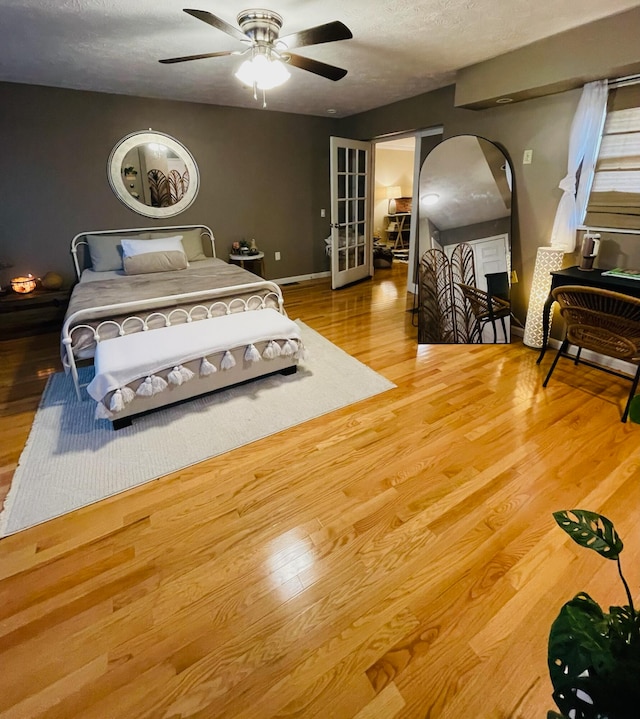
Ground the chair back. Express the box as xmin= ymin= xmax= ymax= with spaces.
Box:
xmin=551 ymin=285 xmax=640 ymax=361
xmin=485 ymin=272 xmax=510 ymax=301
xmin=459 ymin=284 xmax=490 ymax=319
xmin=459 ymin=283 xmax=510 ymax=320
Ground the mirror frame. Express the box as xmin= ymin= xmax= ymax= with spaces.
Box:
xmin=416 ymin=134 xmax=513 ymax=344
xmin=107 ymin=130 xmax=199 ymax=218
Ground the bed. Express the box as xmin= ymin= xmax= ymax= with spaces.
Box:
xmin=61 ymin=225 xmax=303 ymax=428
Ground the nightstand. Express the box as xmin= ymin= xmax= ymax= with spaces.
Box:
xmin=229 ymin=252 xmax=266 ymax=278
xmin=0 ymin=288 xmax=71 ymax=338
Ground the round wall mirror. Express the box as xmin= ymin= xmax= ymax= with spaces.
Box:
xmin=107 ymin=130 xmax=199 ymax=218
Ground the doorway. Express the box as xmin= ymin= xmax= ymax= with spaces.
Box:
xmin=373 ymin=136 xmax=416 ymax=269
xmin=372 ymin=129 xmax=443 ymax=297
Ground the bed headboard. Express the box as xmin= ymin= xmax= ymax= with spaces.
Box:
xmin=70 ymin=225 xmax=216 ymax=280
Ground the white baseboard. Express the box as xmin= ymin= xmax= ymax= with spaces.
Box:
xmin=274 ymin=271 xmax=331 ymax=285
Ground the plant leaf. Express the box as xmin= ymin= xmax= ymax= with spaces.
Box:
xmin=548 ymin=593 xmax=610 ymax=718
xmin=549 ymin=593 xmax=640 ymax=718
xmin=553 ymin=509 xmax=623 ymax=560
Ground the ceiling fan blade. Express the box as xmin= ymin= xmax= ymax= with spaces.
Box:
xmin=285 ymin=53 xmax=347 ymax=81
xmin=159 ymin=50 xmax=236 ymax=64
xmin=183 ymin=8 xmax=247 ymax=43
xmin=278 ymin=20 xmax=352 ymax=49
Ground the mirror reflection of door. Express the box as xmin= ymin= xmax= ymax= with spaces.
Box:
xmin=417 ymin=135 xmax=513 ymax=344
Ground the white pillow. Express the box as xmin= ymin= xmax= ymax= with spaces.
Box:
xmin=120 ymin=235 xmax=185 ymax=259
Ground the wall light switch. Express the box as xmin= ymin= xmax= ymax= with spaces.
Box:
xmin=275 ymin=251 xmax=281 ymax=261
xmin=320 ymin=208 xmax=326 ymax=217
xmin=523 ymin=149 xmax=533 ymax=165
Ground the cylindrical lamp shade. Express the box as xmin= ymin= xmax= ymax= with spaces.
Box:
xmin=523 ymin=247 xmax=565 ymax=349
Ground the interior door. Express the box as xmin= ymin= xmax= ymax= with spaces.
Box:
xmin=443 ymin=234 xmax=510 ymax=292
xmin=330 ymin=137 xmax=372 ymax=289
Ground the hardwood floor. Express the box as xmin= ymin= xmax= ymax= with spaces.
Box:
xmin=1 ymin=264 xmax=639 ymax=718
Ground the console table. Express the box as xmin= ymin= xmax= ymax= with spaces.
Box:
xmin=536 ymin=266 xmax=640 ymax=364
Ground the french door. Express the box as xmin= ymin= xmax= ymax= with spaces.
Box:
xmin=329 ymin=137 xmax=372 ymax=289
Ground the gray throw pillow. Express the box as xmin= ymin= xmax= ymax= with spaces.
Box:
xmin=86 ymin=234 xmax=127 ymax=272
xmin=123 ymin=250 xmax=188 ymax=275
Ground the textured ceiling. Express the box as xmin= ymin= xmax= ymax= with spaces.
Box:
xmin=0 ymin=0 xmax=638 ymax=117
xmin=419 ymin=136 xmax=510 ymax=230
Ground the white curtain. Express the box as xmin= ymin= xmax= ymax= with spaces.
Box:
xmin=549 ymin=80 xmax=608 ymax=252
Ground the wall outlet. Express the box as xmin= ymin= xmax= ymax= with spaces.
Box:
xmin=523 ymin=149 xmax=533 ymax=165
xmin=320 ymin=208 xmax=326 ymax=217
xmin=275 ymin=251 xmax=281 ymax=261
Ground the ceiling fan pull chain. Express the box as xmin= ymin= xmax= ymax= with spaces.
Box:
xmin=262 ymin=87 xmax=267 ymax=108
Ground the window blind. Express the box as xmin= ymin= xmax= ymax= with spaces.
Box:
xmin=584 ymin=82 xmax=640 ymax=230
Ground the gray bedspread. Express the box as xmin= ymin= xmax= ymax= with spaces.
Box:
xmin=63 ymin=259 xmax=280 ymax=358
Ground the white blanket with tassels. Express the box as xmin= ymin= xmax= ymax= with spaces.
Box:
xmin=86 ymin=308 xmax=301 ymax=403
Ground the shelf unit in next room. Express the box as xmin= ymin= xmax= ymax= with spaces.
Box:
xmin=385 ymin=213 xmax=411 ymax=259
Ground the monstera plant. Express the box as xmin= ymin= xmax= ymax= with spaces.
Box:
xmin=548 ymin=510 xmax=640 ymax=719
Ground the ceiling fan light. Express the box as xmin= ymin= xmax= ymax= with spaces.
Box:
xmin=235 ymin=59 xmax=257 ymax=87
xmin=259 ymin=58 xmax=290 ymax=89
xmin=235 ymin=54 xmax=290 ymax=90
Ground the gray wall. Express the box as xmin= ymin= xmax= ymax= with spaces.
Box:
xmin=455 ymin=6 xmax=640 ymax=109
xmin=440 ymin=217 xmax=511 ymax=247
xmin=0 ymin=81 xmax=338 ymax=285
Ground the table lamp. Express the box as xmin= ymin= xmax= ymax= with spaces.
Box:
xmin=386 ymin=186 xmax=402 ymax=214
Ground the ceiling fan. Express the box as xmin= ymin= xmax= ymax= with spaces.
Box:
xmin=160 ymin=8 xmax=352 ymax=103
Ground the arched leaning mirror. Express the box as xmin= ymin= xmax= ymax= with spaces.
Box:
xmin=417 ymin=135 xmax=513 ymax=344
xmin=107 ymin=130 xmax=199 ymax=218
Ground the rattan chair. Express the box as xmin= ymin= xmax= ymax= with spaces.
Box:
xmin=458 ymin=283 xmax=511 ymax=343
xmin=542 ymin=285 xmax=640 ymax=422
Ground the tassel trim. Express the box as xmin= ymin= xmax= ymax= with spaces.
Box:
xmin=262 ymin=340 xmax=281 ymax=360
xmin=168 ymin=365 xmax=195 ymax=386
xmin=244 ymin=344 xmax=261 ymax=363
xmin=152 ymin=375 xmax=168 ymax=393
xmin=95 ymin=401 xmax=113 ymax=420
xmin=221 ymin=351 xmax=236 ymax=370
xmin=136 ymin=376 xmax=154 ymax=397
xmin=200 ymin=357 xmax=217 ymax=376
xmin=110 ymin=386 xmax=135 ymax=413
xmin=281 ymin=339 xmax=297 ymax=357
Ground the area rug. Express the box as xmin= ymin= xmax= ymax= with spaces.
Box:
xmin=0 ymin=322 xmax=395 ymax=537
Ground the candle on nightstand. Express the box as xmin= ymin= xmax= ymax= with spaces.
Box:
xmin=11 ymin=274 xmax=37 ymax=294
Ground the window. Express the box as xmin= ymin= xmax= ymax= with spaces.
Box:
xmin=584 ymin=79 xmax=640 ymax=231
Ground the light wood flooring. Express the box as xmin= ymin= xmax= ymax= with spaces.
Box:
xmin=1 ymin=264 xmax=639 ymax=718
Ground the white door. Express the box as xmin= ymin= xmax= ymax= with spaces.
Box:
xmin=443 ymin=234 xmax=509 ymax=292
xmin=330 ymin=137 xmax=372 ymax=289
xmin=444 ymin=234 xmax=510 ymax=342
